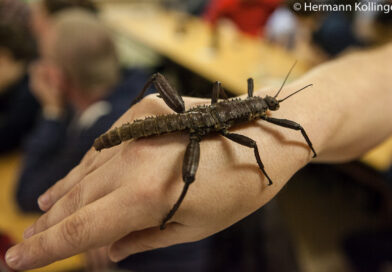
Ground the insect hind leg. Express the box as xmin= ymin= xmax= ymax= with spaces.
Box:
xmin=221 ymin=130 xmax=273 ymax=185
xmin=131 ymin=73 xmax=185 ymax=113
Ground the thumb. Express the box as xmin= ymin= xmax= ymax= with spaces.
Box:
xmin=108 ymin=224 xmax=201 ymax=262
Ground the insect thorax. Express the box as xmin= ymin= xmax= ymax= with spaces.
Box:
xmin=210 ymin=97 xmax=268 ymax=124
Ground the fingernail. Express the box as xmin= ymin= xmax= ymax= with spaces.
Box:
xmin=38 ymin=194 xmax=50 ymax=210
xmin=23 ymin=226 xmax=34 ymax=239
xmin=5 ymin=247 xmax=20 ymax=269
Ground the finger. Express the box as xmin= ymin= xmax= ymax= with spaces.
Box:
xmin=6 ymin=188 xmax=157 ymax=271
xmin=108 ymin=224 xmax=202 ymax=262
xmin=25 ymin=153 xmax=122 ymax=239
xmin=36 ymin=97 xmax=166 ymax=212
xmin=38 ymin=145 xmax=119 ymax=211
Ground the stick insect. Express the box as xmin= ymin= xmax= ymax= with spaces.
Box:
xmin=93 ymin=63 xmax=316 ymax=230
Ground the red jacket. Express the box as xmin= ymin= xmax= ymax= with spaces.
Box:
xmin=204 ymin=0 xmax=283 ymax=36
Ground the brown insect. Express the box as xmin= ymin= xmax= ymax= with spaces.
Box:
xmin=93 ymin=63 xmax=316 ymax=230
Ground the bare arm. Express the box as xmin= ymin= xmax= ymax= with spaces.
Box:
xmin=6 ymin=44 xmax=392 ymax=270
xmin=288 ymin=43 xmax=392 ymax=162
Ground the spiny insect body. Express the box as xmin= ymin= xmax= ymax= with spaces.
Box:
xmin=94 ymin=63 xmax=317 ymax=230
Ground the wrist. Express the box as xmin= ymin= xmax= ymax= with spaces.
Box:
xmin=254 ymin=80 xmax=334 ymax=164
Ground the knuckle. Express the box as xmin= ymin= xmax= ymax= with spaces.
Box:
xmin=137 ymin=185 xmax=160 ymax=204
xmin=121 ymin=139 xmax=151 ymax=160
xmin=36 ymin=234 xmax=57 ymax=260
xmin=143 ymin=93 xmax=158 ymax=104
xmin=126 ymin=108 xmax=137 ymax=123
xmin=64 ymin=183 xmax=84 ymax=213
xmin=61 ymin=213 xmax=89 ymax=250
xmin=130 ymin=140 xmax=150 ymax=156
xmin=134 ymin=183 xmax=164 ymax=211
xmin=137 ymin=94 xmax=171 ymax=114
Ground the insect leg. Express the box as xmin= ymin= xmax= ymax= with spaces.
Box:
xmin=211 ymin=81 xmax=228 ymax=104
xmin=160 ymin=134 xmax=201 ymax=230
xmin=263 ymin=117 xmax=317 ymax=158
xmin=247 ymin=78 xmax=254 ymax=97
xmin=221 ymin=130 xmax=273 ymax=185
xmin=131 ymin=73 xmax=185 ymax=113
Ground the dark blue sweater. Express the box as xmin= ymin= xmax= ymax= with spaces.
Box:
xmin=0 ymin=74 xmax=40 ymax=154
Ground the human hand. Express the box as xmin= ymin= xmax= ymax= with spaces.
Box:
xmin=6 ymin=44 xmax=392 ymax=271
xmin=4 ymin=93 xmax=314 ymax=270
xmin=29 ymin=61 xmax=64 ymax=115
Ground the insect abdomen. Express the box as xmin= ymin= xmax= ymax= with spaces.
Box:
xmin=94 ymin=126 xmax=125 ymax=151
xmin=94 ymin=114 xmax=190 ymax=151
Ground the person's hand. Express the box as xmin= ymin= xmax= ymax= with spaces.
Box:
xmin=6 ymin=44 xmax=392 ymax=271
xmin=29 ymin=61 xmax=65 ymax=116
xmin=4 ymin=92 xmax=314 ymax=270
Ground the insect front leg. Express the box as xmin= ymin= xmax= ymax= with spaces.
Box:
xmin=131 ymin=73 xmax=185 ymax=113
xmin=160 ymin=134 xmax=201 ymax=230
xmin=263 ymin=117 xmax=317 ymax=158
xmin=211 ymin=81 xmax=228 ymax=104
xmin=221 ymin=130 xmax=273 ymax=185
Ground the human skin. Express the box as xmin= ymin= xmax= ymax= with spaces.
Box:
xmin=5 ymin=44 xmax=392 ymax=270
xmin=29 ymin=61 xmax=65 ymax=115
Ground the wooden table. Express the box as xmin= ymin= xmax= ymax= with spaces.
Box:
xmin=0 ymin=153 xmax=83 ymax=272
xmin=100 ymin=2 xmax=310 ymax=95
xmin=362 ymin=137 xmax=392 ymax=172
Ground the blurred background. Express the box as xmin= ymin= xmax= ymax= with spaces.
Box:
xmin=0 ymin=0 xmax=391 ymax=271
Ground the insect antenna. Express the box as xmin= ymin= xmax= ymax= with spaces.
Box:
xmin=278 ymin=84 xmax=313 ymax=103
xmin=274 ymin=61 xmax=297 ymax=99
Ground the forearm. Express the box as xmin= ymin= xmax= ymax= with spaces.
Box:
xmin=303 ymin=44 xmax=392 ymax=161
xmin=254 ymin=43 xmax=392 ymax=164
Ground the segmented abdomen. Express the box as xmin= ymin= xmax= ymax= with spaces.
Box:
xmin=93 ymin=112 xmax=214 ymax=151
